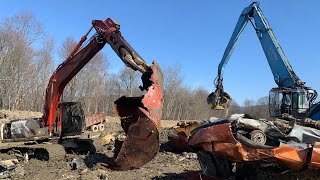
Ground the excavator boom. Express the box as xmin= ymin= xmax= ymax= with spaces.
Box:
xmin=209 ymin=2 xmax=317 ymax=119
xmin=44 ymin=18 xmax=151 ymax=133
xmin=217 ymin=2 xmax=303 ymax=87
xmin=43 ymin=29 xmax=106 ymax=134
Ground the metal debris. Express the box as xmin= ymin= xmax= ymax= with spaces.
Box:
xmin=182 ymin=152 xmax=197 ymax=159
xmin=0 ymin=159 xmax=18 ymax=179
xmin=101 ymin=134 xmax=116 ymax=145
xmin=69 ymin=156 xmax=85 ymax=170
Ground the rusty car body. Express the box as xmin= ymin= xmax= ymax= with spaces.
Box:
xmin=188 ymin=114 xmax=320 ymax=179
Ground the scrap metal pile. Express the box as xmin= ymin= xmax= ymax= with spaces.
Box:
xmin=1 ymin=1 xmax=320 ymax=180
xmin=187 ymin=114 xmax=320 ymax=178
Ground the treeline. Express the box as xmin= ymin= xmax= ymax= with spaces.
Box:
xmin=0 ymin=12 xmax=270 ymax=120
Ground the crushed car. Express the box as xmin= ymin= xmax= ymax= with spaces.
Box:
xmin=188 ymin=114 xmax=320 ymax=179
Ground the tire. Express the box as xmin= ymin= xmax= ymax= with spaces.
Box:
xmin=236 ymin=132 xmax=274 ymax=149
xmin=98 ymin=124 xmax=105 ymax=131
xmin=197 ymin=151 xmax=217 ymax=177
xmin=91 ymin=125 xmax=99 ymax=132
xmin=197 ymin=151 xmax=232 ymax=179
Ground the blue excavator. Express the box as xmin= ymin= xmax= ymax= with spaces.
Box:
xmin=208 ymin=2 xmax=320 ymax=120
xmin=187 ymin=3 xmax=320 ymax=179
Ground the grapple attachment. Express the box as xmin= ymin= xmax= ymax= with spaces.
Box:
xmin=207 ymin=90 xmax=231 ymax=110
xmin=208 ymin=76 xmax=232 ymax=110
xmin=112 ymin=62 xmax=163 ymax=170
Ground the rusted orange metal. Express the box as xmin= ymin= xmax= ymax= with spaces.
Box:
xmin=85 ymin=113 xmax=106 ymax=129
xmin=188 ymin=123 xmax=319 ymax=171
xmin=168 ymin=120 xmax=202 ymax=152
xmin=168 ymin=130 xmax=189 ymax=152
xmin=112 ymin=62 xmax=163 ymax=170
xmin=310 ymin=142 xmax=320 ymax=171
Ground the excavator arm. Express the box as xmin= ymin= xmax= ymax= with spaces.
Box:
xmin=43 ymin=27 xmax=105 ymax=133
xmin=44 ymin=18 xmax=153 ymax=133
xmin=216 ymin=2 xmax=303 ymax=88
xmin=187 ymin=3 xmax=320 ymax=179
xmin=209 ymin=2 xmax=317 ymax=117
xmin=43 ymin=18 xmax=163 ymax=170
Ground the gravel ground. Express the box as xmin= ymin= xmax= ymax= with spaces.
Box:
xmin=0 ymin=119 xmax=201 ymax=180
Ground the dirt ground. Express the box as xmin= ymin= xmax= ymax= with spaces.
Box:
xmin=0 ymin=115 xmax=201 ymax=180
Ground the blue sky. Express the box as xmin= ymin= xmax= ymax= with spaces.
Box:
xmin=1 ymin=0 xmax=320 ymax=105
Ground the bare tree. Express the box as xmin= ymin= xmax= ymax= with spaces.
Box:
xmin=58 ymin=37 xmax=78 ymax=101
xmin=103 ymin=74 xmax=122 ymax=115
xmin=58 ymin=36 xmax=109 ymax=114
xmin=2 ymin=11 xmax=44 ymax=45
xmin=0 ymin=11 xmax=274 ymax=122
xmin=80 ymin=52 xmax=108 ymax=113
xmin=229 ymin=101 xmax=242 ymax=114
xmin=118 ymin=67 xmax=140 ymax=96
xmin=242 ymin=99 xmax=256 ymax=116
xmin=0 ymin=12 xmax=45 ymax=110
xmin=162 ymin=64 xmax=184 ymax=119
xmin=30 ymin=37 xmax=55 ymax=111
xmin=186 ymin=87 xmax=211 ymax=119
xmin=255 ymin=96 xmax=269 ymax=119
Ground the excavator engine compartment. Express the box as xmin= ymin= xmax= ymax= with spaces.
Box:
xmin=1 ymin=119 xmax=48 ymax=141
xmin=0 ymin=102 xmax=85 ymax=142
xmin=0 ymin=103 xmax=93 ymax=162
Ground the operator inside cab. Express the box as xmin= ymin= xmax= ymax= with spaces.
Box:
xmin=281 ymin=93 xmax=291 ymax=114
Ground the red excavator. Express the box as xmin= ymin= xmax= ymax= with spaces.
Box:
xmin=0 ymin=18 xmax=163 ymax=170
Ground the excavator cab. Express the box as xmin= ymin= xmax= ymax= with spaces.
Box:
xmin=269 ymin=87 xmax=317 ymax=119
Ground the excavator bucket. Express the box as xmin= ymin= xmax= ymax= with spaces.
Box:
xmin=112 ymin=62 xmax=163 ymax=170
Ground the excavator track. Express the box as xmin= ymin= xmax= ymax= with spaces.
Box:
xmin=0 ymin=141 xmax=65 ymax=161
